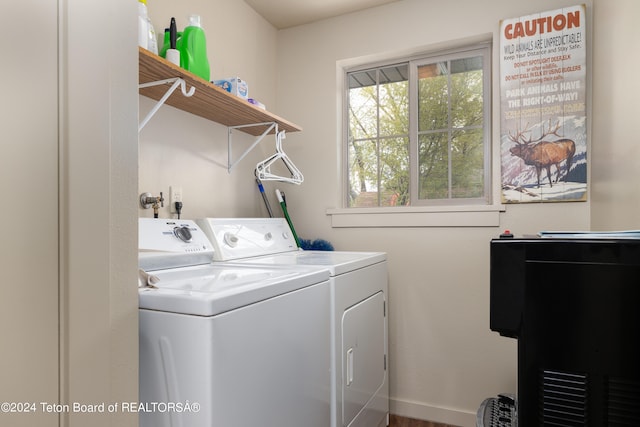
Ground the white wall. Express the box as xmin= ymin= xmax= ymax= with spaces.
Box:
xmin=590 ymin=0 xmax=640 ymax=229
xmin=2 ymin=1 xmax=58 ymax=426
xmin=61 ymin=0 xmax=139 ymax=426
xmin=275 ymin=1 xmax=593 ymax=425
xmin=140 ymin=0 xmax=283 ymax=219
xmin=137 ymin=0 xmax=640 ymax=425
xmin=2 ymin=0 xmax=138 ymax=426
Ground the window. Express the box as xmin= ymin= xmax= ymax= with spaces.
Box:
xmin=345 ymin=45 xmax=491 ymax=208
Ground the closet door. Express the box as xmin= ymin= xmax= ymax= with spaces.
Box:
xmin=0 ymin=1 xmax=59 ymax=426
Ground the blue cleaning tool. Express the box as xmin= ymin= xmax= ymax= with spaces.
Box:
xmin=255 ymin=176 xmax=274 ymax=217
xmin=275 ymin=189 xmax=334 ymax=251
xmin=299 ymin=238 xmax=334 ymax=251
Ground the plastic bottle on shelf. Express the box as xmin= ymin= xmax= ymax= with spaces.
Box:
xmin=137 ymin=0 xmax=148 ymax=49
xmin=178 ymin=14 xmax=210 ymax=81
xmin=137 ymin=0 xmax=158 ymax=54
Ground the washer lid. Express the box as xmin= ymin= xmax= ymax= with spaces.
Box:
xmin=138 ymin=263 xmax=329 ymax=316
xmin=228 ymin=251 xmax=386 ymax=276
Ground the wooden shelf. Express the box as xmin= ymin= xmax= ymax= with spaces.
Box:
xmin=138 ymin=47 xmax=302 ymax=136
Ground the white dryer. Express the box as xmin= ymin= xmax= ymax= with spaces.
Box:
xmin=138 ymin=218 xmax=331 ymax=427
xmin=197 ymin=218 xmax=389 ymax=427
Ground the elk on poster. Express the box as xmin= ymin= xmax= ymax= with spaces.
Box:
xmin=500 ymin=4 xmax=587 ymax=203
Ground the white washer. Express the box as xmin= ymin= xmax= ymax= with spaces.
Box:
xmin=197 ymin=218 xmax=389 ymax=427
xmin=138 ymin=218 xmax=331 ymax=427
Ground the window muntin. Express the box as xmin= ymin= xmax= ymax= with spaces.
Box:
xmin=348 ymin=65 xmax=409 ymax=207
xmin=346 ymin=45 xmax=490 ymax=208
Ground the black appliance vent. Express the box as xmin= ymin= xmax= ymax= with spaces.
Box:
xmin=540 ymin=369 xmax=588 ymax=426
xmin=607 ymin=377 xmax=640 ymax=426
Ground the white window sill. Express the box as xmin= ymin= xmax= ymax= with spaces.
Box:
xmin=326 ymin=205 xmax=505 ymax=228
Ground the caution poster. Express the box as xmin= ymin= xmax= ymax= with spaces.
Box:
xmin=500 ymin=4 xmax=587 ymax=203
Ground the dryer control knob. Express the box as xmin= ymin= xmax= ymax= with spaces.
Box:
xmin=264 ymin=232 xmax=273 ymax=241
xmin=173 ymin=226 xmax=193 ymax=243
xmin=282 ymin=231 xmax=290 ymax=239
xmin=224 ymin=232 xmax=239 ymax=248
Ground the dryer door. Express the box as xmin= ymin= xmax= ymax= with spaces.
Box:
xmin=342 ymin=291 xmax=386 ymax=426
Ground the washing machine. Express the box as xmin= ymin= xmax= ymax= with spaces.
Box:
xmin=138 ymin=218 xmax=331 ymax=427
xmin=197 ymin=218 xmax=389 ymax=427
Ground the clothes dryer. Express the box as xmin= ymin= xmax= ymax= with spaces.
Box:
xmin=138 ymin=218 xmax=331 ymax=427
xmin=197 ymin=218 xmax=389 ymax=427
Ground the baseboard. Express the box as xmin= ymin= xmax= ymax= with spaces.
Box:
xmin=390 ymin=398 xmax=476 ymax=427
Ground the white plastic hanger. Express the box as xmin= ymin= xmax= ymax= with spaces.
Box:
xmin=255 ymin=128 xmax=304 ymax=185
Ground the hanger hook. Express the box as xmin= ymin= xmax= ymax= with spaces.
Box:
xmin=180 ymin=80 xmax=195 ymax=97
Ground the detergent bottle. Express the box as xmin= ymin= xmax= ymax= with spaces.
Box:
xmin=159 ymin=28 xmax=171 ymax=58
xmin=178 ymin=15 xmax=210 ymax=81
xmin=137 ymin=0 xmax=158 ymax=54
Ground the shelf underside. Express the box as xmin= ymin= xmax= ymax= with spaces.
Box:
xmin=138 ymin=47 xmax=301 ymax=136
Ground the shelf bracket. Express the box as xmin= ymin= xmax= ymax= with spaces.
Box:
xmin=227 ymin=122 xmax=278 ymax=173
xmin=138 ymin=78 xmax=196 ymax=132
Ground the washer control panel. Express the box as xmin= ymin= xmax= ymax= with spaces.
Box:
xmin=196 ymin=218 xmax=298 ymax=261
xmin=139 ymin=218 xmax=214 ymax=270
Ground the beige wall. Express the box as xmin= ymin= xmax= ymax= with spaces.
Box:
xmin=137 ymin=0 xmax=640 ymax=426
xmin=274 ymin=1 xmax=595 ymax=425
xmin=2 ymin=0 xmax=139 ymax=426
xmin=590 ymin=0 xmax=640 ymax=229
xmin=61 ymin=0 xmax=140 ymax=426
xmin=2 ymin=1 xmax=59 ymax=426
xmin=140 ymin=0 xmax=282 ymax=219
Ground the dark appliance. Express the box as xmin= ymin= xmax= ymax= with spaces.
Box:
xmin=490 ymin=238 xmax=640 ymax=426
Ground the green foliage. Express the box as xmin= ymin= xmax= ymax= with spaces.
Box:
xmin=348 ymin=80 xmax=409 ymax=206
xmin=348 ymin=57 xmax=485 ymax=207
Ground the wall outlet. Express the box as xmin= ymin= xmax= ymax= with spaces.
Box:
xmin=170 ymin=186 xmax=183 ymax=213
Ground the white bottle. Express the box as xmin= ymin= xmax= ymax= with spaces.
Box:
xmin=138 ymin=0 xmax=158 ymax=54
xmin=137 ymin=0 xmax=148 ymax=49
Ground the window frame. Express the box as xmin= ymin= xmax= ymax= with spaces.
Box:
xmin=346 ymin=62 xmax=410 ymax=208
xmin=413 ymin=45 xmax=493 ymax=206
xmin=342 ymin=42 xmax=494 ymax=210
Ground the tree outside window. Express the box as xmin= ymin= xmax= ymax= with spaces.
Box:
xmin=346 ymin=45 xmax=491 ymax=208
